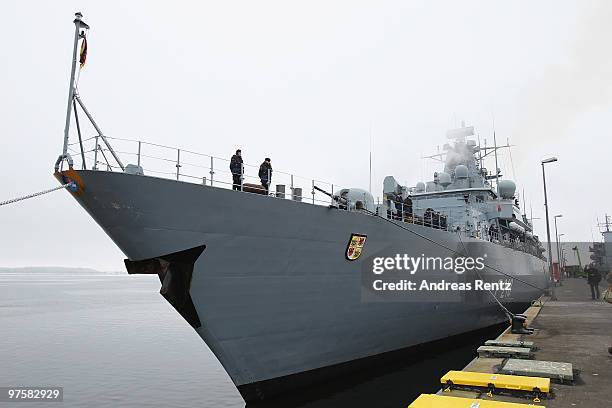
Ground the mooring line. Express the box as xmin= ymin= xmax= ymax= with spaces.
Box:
xmin=0 ymin=183 xmax=74 ymax=207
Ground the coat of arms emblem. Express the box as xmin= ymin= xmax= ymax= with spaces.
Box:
xmin=346 ymin=233 xmax=367 ymax=261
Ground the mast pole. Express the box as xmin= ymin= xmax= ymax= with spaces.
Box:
xmin=493 ymin=130 xmax=500 ymax=197
xmin=477 ymin=132 xmax=483 ymax=167
xmin=57 ymin=12 xmax=89 ymax=170
xmin=369 ymin=123 xmax=372 ymax=193
xmin=63 ymin=13 xmax=86 ymax=158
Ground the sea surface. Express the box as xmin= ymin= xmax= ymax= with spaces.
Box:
xmin=0 ymin=270 xmax=502 ymax=407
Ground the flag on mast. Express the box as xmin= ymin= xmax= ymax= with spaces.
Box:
xmin=79 ymin=37 xmax=88 ymax=68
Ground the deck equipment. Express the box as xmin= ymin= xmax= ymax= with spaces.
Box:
xmin=501 ymin=359 xmax=573 ymax=383
xmin=409 ymin=394 xmax=546 ymax=407
xmin=484 ymin=340 xmax=535 ymax=350
xmin=441 ymin=370 xmax=550 ymax=402
xmin=477 ymin=346 xmax=533 ymax=359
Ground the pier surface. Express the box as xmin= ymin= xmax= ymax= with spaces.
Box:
xmin=436 ymin=278 xmax=612 ymax=407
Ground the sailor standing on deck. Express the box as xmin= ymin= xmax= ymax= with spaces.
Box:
xmin=230 ymin=149 xmax=243 ymax=191
xmin=586 ymin=264 xmax=602 ymax=300
xmin=258 ymin=158 xmax=272 ymax=195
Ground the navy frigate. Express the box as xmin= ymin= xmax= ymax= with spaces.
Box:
xmin=54 ymin=14 xmax=549 ymax=401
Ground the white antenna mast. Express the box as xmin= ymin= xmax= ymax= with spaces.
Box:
xmin=369 ymin=122 xmax=372 ymax=193
xmin=477 ymin=132 xmax=483 ymax=168
xmin=493 ymin=123 xmax=500 ymax=197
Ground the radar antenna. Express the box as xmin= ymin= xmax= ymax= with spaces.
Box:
xmin=597 ymin=214 xmax=611 ymax=233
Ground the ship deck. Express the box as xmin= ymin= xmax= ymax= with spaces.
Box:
xmin=428 ymin=277 xmax=612 ymax=407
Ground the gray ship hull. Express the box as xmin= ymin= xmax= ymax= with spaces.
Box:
xmin=57 ymin=169 xmax=548 ymax=401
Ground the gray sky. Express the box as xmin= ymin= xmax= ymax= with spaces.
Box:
xmin=1 ymin=0 xmax=611 ymax=271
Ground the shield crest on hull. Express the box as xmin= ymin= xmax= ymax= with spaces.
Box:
xmin=346 ymin=233 xmax=367 ymax=261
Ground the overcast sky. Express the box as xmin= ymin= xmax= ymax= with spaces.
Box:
xmin=1 ymin=1 xmax=611 ymax=271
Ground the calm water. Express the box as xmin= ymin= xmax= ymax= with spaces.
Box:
xmin=0 ymin=272 xmax=501 ymax=407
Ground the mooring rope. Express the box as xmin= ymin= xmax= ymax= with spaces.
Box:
xmin=456 ymin=230 xmax=515 ymax=318
xmin=0 ymin=183 xmax=74 ymax=207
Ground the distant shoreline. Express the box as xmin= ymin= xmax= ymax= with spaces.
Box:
xmin=0 ymin=267 xmax=125 ymax=275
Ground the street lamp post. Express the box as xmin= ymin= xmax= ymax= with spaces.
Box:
xmin=554 ymin=215 xmax=563 ymax=282
xmin=542 ymin=157 xmax=558 ymax=300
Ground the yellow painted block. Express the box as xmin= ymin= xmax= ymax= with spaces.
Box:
xmin=441 ymin=370 xmax=550 ymax=393
xmin=408 ymin=394 xmax=546 ymax=407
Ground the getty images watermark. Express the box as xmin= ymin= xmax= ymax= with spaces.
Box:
xmin=361 ymin=253 xmax=513 ymax=302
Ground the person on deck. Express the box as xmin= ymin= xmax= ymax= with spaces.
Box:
xmin=586 ymin=264 xmax=602 ymax=300
xmin=230 ymin=149 xmax=243 ymax=191
xmin=258 ymin=158 xmax=272 ymax=194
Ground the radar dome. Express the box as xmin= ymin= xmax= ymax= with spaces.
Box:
xmin=415 ymin=182 xmax=425 ymax=193
xmin=438 ymin=172 xmax=451 ymax=187
xmin=455 ymin=165 xmax=468 ymax=179
xmin=498 ymin=180 xmax=516 ymax=199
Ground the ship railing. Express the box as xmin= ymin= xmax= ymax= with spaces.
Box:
xmin=383 ymin=199 xmax=542 ymax=256
xmin=66 ymin=135 xmax=344 ymax=207
xmin=382 ymin=200 xmax=465 ymax=234
xmin=488 ymin=229 xmax=541 ymax=257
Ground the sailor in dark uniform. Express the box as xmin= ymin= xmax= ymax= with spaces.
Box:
xmin=230 ymin=149 xmax=243 ymax=191
xmin=258 ymin=158 xmax=272 ymax=194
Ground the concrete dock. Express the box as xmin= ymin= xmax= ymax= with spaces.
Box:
xmin=432 ymin=278 xmax=611 ymax=407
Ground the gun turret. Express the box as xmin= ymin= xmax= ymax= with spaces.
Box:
xmin=313 ymin=185 xmax=347 ymax=206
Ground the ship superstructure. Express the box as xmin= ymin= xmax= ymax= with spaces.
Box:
xmin=379 ymin=124 xmax=545 ymax=259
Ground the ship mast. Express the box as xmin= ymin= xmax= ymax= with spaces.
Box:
xmin=597 ymin=214 xmax=611 ymax=233
xmin=369 ymin=123 xmax=372 ymax=193
xmin=477 ymin=132 xmax=483 ymax=169
xmin=55 ymin=12 xmax=124 ymax=172
xmin=493 ymin=129 xmax=500 ymax=198
xmin=57 ymin=12 xmax=89 ymax=170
